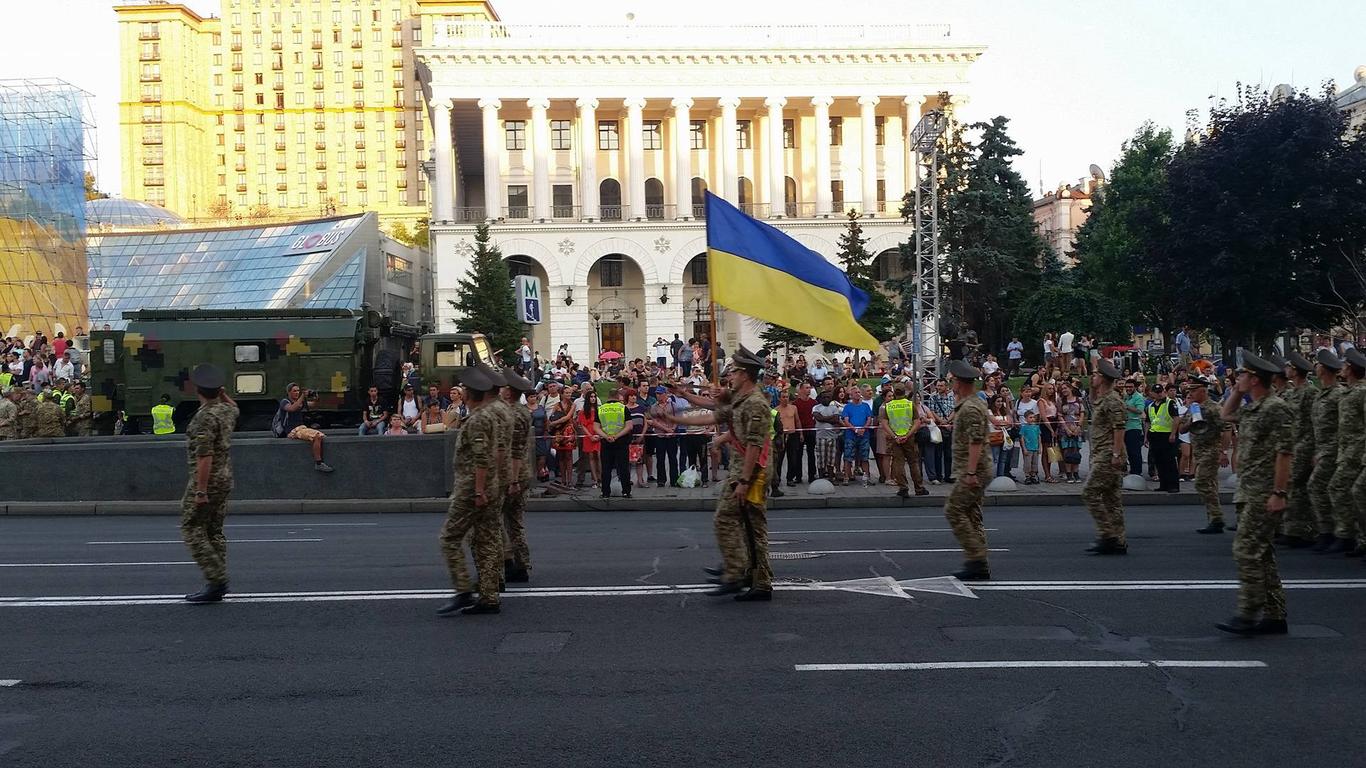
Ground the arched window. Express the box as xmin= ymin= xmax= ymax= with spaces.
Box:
xmin=873 ymin=249 xmax=904 ymax=283
xmin=507 ymin=255 xmax=535 ymax=279
xmin=687 ymin=254 xmax=708 ymax=286
xmin=645 ymin=178 xmax=664 ymax=220
xmin=599 ymin=178 xmax=622 ymax=221
xmin=738 ymin=176 xmax=753 ymax=214
xmin=690 ymin=177 xmax=708 ymax=219
xmin=784 ymin=176 xmax=797 ymax=218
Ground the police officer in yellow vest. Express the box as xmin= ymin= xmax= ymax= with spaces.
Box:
xmin=0 ymin=368 xmax=12 ymax=391
xmin=1145 ymin=384 xmax=1180 ymax=492
xmin=152 ymin=393 xmax=177 ymax=435
xmin=593 ymin=388 xmax=634 ymax=500
xmin=881 ymin=385 xmax=929 ymax=498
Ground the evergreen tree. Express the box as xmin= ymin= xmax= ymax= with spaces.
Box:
xmin=448 ymin=223 xmax=522 ymax=364
xmin=825 ymin=209 xmax=901 ymax=353
xmin=759 ymin=324 xmax=816 ymax=355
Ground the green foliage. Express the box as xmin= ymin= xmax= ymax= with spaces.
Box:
xmin=83 ymin=172 xmax=108 ymax=202
xmin=1072 ymin=123 xmax=1178 ymax=345
xmin=411 ymin=217 xmax=430 ymax=249
xmin=1012 ymin=284 xmax=1133 ymax=357
xmin=388 ymin=221 xmax=413 ymax=246
xmin=825 ymin=210 xmax=902 ymax=351
xmin=759 ymin=324 xmax=816 ymax=354
xmin=448 ymin=223 xmax=522 ymax=364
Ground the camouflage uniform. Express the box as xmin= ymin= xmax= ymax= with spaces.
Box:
xmin=1276 ymin=383 xmax=1316 ymax=539
xmin=14 ymin=393 xmax=36 ymax=439
xmin=440 ymin=403 xmax=504 ymax=605
xmin=1230 ymin=394 xmax=1294 ymax=621
xmin=32 ymin=399 xmax=65 ymax=438
xmin=714 ymin=389 xmax=773 ymax=588
xmin=1327 ymin=381 xmax=1364 ymax=542
xmin=1309 ymin=382 xmax=1344 ymax=536
xmin=1082 ymin=389 xmax=1128 ymax=544
xmin=180 ymin=401 xmax=239 ymax=585
xmin=943 ymin=395 xmax=992 ymax=560
xmin=66 ymin=393 xmax=93 ymax=437
xmin=501 ymin=401 xmax=533 ymax=571
xmin=0 ymin=397 xmax=16 ymax=440
xmin=1187 ymin=400 xmax=1225 ymax=525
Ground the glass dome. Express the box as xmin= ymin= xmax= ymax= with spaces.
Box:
xmin=85 ymin=198 xmax=185 ymax=228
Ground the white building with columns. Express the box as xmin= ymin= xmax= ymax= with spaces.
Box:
xmin=415 ymin=8 xmax=983 ymax=363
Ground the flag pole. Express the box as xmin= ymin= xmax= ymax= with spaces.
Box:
xmin=709 ymin=294 xmax=718 ymax=387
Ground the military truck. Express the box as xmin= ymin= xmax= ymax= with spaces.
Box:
xmin=89 ymin=309 xmax=493 ymax=433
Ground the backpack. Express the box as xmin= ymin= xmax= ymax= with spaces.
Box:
xmin=271 ymin=401 xmax=289 ymax=438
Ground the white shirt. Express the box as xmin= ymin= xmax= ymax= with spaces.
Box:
xmin=653 ymin=340 xmax=670 ymax=358
xmin=1058 ymin=332 xmax=1075 ymax=354
xmin=1044 ymin=339 xmax=1055 ymax=355
xmin=982 ymin=360 xmax=999 ymax=375
xmin=810 ymin=364 xmax=828 ymax=382
xmin=518 ymin=344 xmax=532 ymax=363
xmin=1016 ymin=398 xmax=1039 ymax=420
xmin=53 ymin=359 xmax=75 ymax=381
xmin=812 ymin=403 xmax=842 ymax=433
xmin=1007 ymin=341 xmax=1023 ymax=360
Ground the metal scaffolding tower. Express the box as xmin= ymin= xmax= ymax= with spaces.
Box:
xmin=0 ymin=78 xmax=96 ymax=339
xmin=908 ymin=109 xmax=946 ymax=397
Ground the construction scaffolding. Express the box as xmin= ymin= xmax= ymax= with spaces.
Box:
xmin=0 ymin=78 xmax=95 ymax=341
xmin=908 ymin=108 xmax=947 ymax=398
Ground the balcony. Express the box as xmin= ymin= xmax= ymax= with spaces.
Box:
xmin=354 ymin=140 xmax=365 ymax=150
xmin=316 ymin=181 xmax=328 ymax=190
xmin=394 ymin=138 xmax=405 ymax=149
xmin=233 ymin=123 xmax=244 ymax=132
xmin=396 ymin=179 xmax=407 ymax=189
xmin=236 ymin=184 xmax=248 ymax=192
xmin=355 ymin=160 xmax=366 ymax=169
xmin=393 ymin=117 xmax=405 ymax=129
xmin=429 ymin=20 xmax=954 ymax=48
xmin=314 ymin=120 xmax=325 ymax=130
xmin=314 ymin=100 xmax=326 ymax=109
xmin=232 ymin=83 xmax=243 ymax=92
xmin=139 ymin=51 xmax=160 ymax=61
xmin=311 ymin=40 xmax=322 ymax=49
xmin=230 ymin=43 xmax=242 ymax=51
xmin=277 ymin=182 xmax=288 ymax=191
xmin=391 ymin=37 xmax=402 ymax=48
xmin=141 ymin=135 xmax=162 ymax=145
xmin=315 ymin=141 xmax=327 ymax=150
xmin=142 ymin=156 xmax=163 ymax=166
xmin=351 ymin=40 xmax=363 ymax=49
xmin=275 ymin=162 xmax=287 ymax=171
xmin=356 ymin=180 xmax=367 ymax=190
xmin=138 ymin=30 xmax=160 ymax=41
xmin=234 ymin=143 xmax=246 ymax=152
xmin=315 ymin=161 xmax=327 ymax=170
xmin=141 ymin=115 xmax=160 ymax=124
xmin=274 ymin=122 xmax=286 ymax=132
xmin=352 ymin=80 xmax=363 ymax=89
xmin=272 ymin=62 xmax=283 ymax=71
xmin=231 ymin=62 xmax=242 ymax=72
xmin=139 ymin=74 xmax=161 ymax=83
xmin=313 ymin=82 xmax=323 ymax=90
xmin=271 ymin=42 xmax=282 ymax=50
xmin=274 ymin=141 xmax=287 ymax=151
xmin=234 ymin=161 xmax=247 ymax=171
xmin=392 ymin=78 xmax=403 ymax=89
xmin=273 ymin=81 xmax=284 ymax=89
xmin=392 ymin=58 xmax=403 ymax=68
xmin=312 ymin=60 xmax=323 ymax=69
xmin=352 ymin=60 xmax=363 ymax=69
xmin=139 ymin=94 xmax=160 ymax=103
xmin=395 ymin=157 xmax=407 ymax=168
xmin=353 ymin=99 xmax=365 ymax=109
xmin=353 ymin=119 xmax=366 ymax=130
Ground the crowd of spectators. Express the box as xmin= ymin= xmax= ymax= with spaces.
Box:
xmin=0 ymin=328 xmax=94 ymax=439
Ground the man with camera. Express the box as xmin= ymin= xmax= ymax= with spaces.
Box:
xmin=275 ymin=382 xmax=335 ymax=473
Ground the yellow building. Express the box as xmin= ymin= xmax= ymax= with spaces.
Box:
xmin=114 ymin=0 xmax=499 ymax=225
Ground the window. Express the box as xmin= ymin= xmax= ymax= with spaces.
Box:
xmin=599 ymin=256 xmax=624 ymax=288
xmin=876 ymin=180 xmax=886 ymax=211
xmin=598 ymin=120 xmax=619 ymax=150
xmin=783 ymin=119 xmax=796 ymax=149
xmin=507 ymin=185 xmax=529 ymax=218
xmin=550 ymin=119 xmax=572 ymax=151
xmin=691 ymin=177 xmax=707 ymax=218
xmin=233 ymin=344 xmax=262 ymax=364
xmin=504 ymin=120 xmax=525 ymax=150
xmin=689 ymin=255 xmax=708 ymax=285
xmin=552 ymin=184 xmax=573 ymax=217
xmin=235 ymin=373 xmax=265 ymax=395
xmin=689 ymin=120 xmax=706 ymax=150
xmin=642 ymin=120 xmax=661 ymax=150
xmin=736 ymin=120 xmax=751 ymax=150
xmin=738 ymin=177 xmax=753 ymax=210
xmin=644 ymin=178 xmax=664 ymax=220
xmin=875 ymin=116 xmax=886 ymax=146
xmin=831 ymin=180 xmax=844 ymax=211
xmin=830 ymin=117 xmax=843 ymax=146
xmin=599 ymin=178 xmax=622 ymax=220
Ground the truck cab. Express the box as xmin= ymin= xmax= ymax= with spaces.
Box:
xmin=419 ymin=333 xmax=496 ymax=391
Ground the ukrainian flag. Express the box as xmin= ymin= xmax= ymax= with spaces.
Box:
xmin=704 ymin=191 xmax=882 ymax=350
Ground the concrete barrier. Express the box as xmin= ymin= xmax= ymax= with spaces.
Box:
xmin=0 ymin=432 xmax=454 ymax=503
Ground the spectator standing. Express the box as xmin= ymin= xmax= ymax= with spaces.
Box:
xmin=547 ymin=390 xmax=578 ymax=486
xmin=1175 ymin=326 xmax=1193 ymax=368
xmin=1145 ymin=384 xmax=1181 ymax=492
xmin=649 ymin=386 xmax=681 ymax=487
xmin=1006 ymin=337 xmax=1024 ymax=377
xmin=1122 ymin=380 xmax=1145 ymax=476
xmin=678 ymin=338 xmax=695 ymax=374
xmin=1043 ymin=333 xmax=1056 ymax=367
xmin=529 ymin=394 xmax=549 ymax=482
xmin=652 ymin=337 xmax=671 ymax=369
xmin=576 ymin=389 xmax=603 ymax=488
xmin=989 ymin=397 xmax=1015 ymax=478
xmin=925 ymin=379 xmax=956 ymax=483
xmin=1058 ymin=384 xmax=1084 ymax=483
xmin=1019 ymin=412 xmax=1041 ymax=484
xmin=669 ymin=334 xmax=685 ymax=373
xmin=28 ymin=357 xmax=50 ymax=390
xmin=812 ymin=391 xmax=842 ymax=481
xmin=840 ymin=387 xmax=874 ymax=485
xmin=775 ymin=390 xmax=801 ymax=488
xmin=517 ymin=337 xmax=533 ymax=373
xmin=794 ymin=381 xmax=817 ymax=482
xmin=53 ymin=351 xmax=75 ymax=382
xmin=594 ymin=388 xmax=634 ymax=499
xmin=625 ymin=390 xmax=650 ymax=488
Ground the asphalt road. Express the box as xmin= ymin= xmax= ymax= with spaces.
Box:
xmin=2 ymin=505 xmax=1364 ymax=767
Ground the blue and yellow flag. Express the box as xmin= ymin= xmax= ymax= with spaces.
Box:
xmin=704 ymin=192 xmax=881 ymax=350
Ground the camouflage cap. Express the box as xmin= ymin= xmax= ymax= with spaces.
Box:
xmin=501 ymin=369 xmax=536 ymax=393
xmin=946 ymin=359 xmax=981 ymax=381
xmin=1095 ymin=357 xmax=1123 ymax=380
xmin=1265 ymin=352 xmax=1288 ymax=369
xmin=1316 ymin=348 xmax=1344 ymax=371
xmin=1239 ymin=351 xmax=1281 ymax=377
xmin=1188 ymin=373 xmax=1218 ymax=388
xmin=190 ymin=364 xmax=225 ymax=390
xmin=1286 ymin=350 xmax=1314 ymax=373
xmin=1346 ymin=347 xmax=1366 ymax=370
xmin=453 ymin=365 xmax=499 ymax=393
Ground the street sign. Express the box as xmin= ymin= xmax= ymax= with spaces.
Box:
xmin=514 ymin=275 xmax=543 ymax=325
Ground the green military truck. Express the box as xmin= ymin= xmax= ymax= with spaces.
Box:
xmin=89 ymin=309 xmax=493 ymax=433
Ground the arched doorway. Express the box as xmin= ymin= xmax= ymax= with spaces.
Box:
xmin=784 ymin=176 xmax=797 ymax=218
xmin=645 ymin=177 xmax=664 ymax=220
xmin=599 ymin=178 xmax=622 ymax=221
xmin=691 ymin=177 xmax=708 ymax=219
xmin=872 ymin=248 xmax=905 ymax=284
xmin=506 ymin=254 xmax=553 ymax=358
xmin=738 ymin=176 xmax=754 ymax=215
xmin=587 ymin=254 xmax=646 ymax=361
xmin=681 ymin=253 xmax=739 ymax=363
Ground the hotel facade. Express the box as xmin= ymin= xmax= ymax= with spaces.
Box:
xmin=417 ymin=10 xmax=984 ymax=362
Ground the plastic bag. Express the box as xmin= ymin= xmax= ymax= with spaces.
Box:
xmin=929 ymin=423 xmax=943 ymax=444
xmin=678 ymin=465 xmax=701 ymax=488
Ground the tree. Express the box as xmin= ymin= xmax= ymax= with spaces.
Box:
xmin=83 ymin=172 xmax=108 ymax=201
xmin=448 ymin=223 xmax=522 ymax=364
xmin=936 ymin=117 xmax=1049 ymax=352
xmin=759 ymin=324 xmax=816 ymax=355
xmin=389 ymin=221 xmax=413 ymax=246
xmin=248 ymin=203 xmax=273 ymax=220
xmin=1012 ymin=283 xmax=1133 ymax=356
xmin=411 ymin=217 xmax=430 ymax=249
xmin=1167 ymin=84 xmax=1366 ymax=352
xmin=206 ymin=198 xmax=232 ymax=220
xmin=823 ymin=209 xmax=901 ymax=354
xmin=1072 ymin=123 xmax=1180 ymax=349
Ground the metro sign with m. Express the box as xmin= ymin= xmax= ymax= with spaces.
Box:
xmin=514 ymin=275 xmax=543 ymax=325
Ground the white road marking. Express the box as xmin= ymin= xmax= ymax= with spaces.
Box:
xmin=781 ymin=548 xmax=1011 ymax=554
xmin=772 ymin=528 xmax=999 ymax=534
xmin=226 ymin=523 xmax=379 ymax=528
xmin=971 ymin=579 xmax=1366 ymax=592
xmin=0 ymin=680 xmax=20 ymax=687
xmin=769 ymin=515 xmax=948 ymax=521
xmin=795 ymin=660 xmax=1269 ymax=672
xmin=0 ymin=562 xmax=195 ymax=568
xmin=86 ymin=539 xmax=323 ymax=545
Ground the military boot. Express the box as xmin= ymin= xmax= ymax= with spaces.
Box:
xmin=1310 ymin=533 xmax=1336 ymax=552
xmin=1325 ymin=537 xmax=1356 ymax=554
xmin=1088 ymin=538 xmax=1128 ymax=556
xmin=733 ymin=586 xmax=773 ymax=602
xmin=1197 ymin=521 xmax=1226 ymax=535
xmin=460 ymin=601 xmax=501 ymax=615
xmin=436 ymin=592 xmax=476 ymax=616
xmin=504 ymin=560 xmax=530 ymax=583
xmin=1215 ymin=616 xmax=1257 ymax=636
xmin=184 ymin=582 xmax=228 ymax=604
xmin=953 ymin=560 xmax=991 ymax=581
xmin=706 ymin=580 xmax=745 ymax=596
xmin=1252 ymin=618 xmax=1289 ymax=635
xmin=1283 ymin=535 xmax=1315 ymax=549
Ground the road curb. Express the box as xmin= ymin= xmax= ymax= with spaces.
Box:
xmin=0 ymin=492 xmax=1233 ymax=516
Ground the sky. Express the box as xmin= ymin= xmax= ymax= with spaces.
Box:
xmin=1 ymin=0 xmax=1360 ymax=198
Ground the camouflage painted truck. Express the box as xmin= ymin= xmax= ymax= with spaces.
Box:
xmin=88 ymin=309 xmax=492 ymax=433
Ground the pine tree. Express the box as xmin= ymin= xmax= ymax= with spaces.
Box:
xmin=825 ymin=209 xmax=901 ymax=353
xmin=759 ymin=324 xmax=816 ymax=355
xmin=448 ymin=223 xmax=523 ymax=364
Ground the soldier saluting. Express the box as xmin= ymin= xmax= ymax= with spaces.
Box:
xmin=1216 ymin=352 xmax=1294 ymax=636
xmin=181 ymin=365 xmax=239 ymax=604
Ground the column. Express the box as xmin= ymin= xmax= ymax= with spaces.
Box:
xmin=576 ymin=97 xmax=599 ymax=221
xmin=478 ymin=97 xmax=502 ymax=220
xmin=528 ymin=97 xmax=551 ymax=221
xmin=718 ymin=96 xmax=740 ymax=203
xmin=858 ymin=95 xmax=879 ymax=216
xmin=811 ymin=96 xmax=834 ymax=217
xmin=904 ymin=96 xmax=927 ymax=200
xmin=671 ymin=97 xmax=694 ymax=220
xmin=884 ymin=110 xmax=905 ymax=214
xmin=431 ymin=98 xmax=453 ymax=222
xmin=764 ymin=96 xmax=786 ymax=218
xmin=624 ymin=97 xmax=647 ymax=221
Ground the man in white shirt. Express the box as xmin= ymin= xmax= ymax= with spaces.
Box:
xmin=1006 ymin=337 xmax=1024 ymax=377
xmin=810 ymin=360 xmax=829 ymax=383
xmin=981 ymin=355 xmax=1000 ymax=377
xmin=652 ymin=337 xmax=671 ymax=369
xmin=52 ymin=351 xmax=76 ymax=383
xmin=517 ymin=338 xmax=533 ymax=371
xmin=1058 ymin=330 xmax=1075 ymax=356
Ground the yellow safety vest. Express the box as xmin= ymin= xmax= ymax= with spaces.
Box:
xmin=599 ymin=401 xmax=626 ymax=436
xmin=0 ymin=371 xmax=11 ymax=389
xmin=60 ymin=392 xmax=75 ymax=414
xmin=885 ymin=399 xmax=914 ymax=437
xmin=151 ymin=403 xmax=176 ymax=435
xmin=1147 ymin=400 xmax=1174 ymax=433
